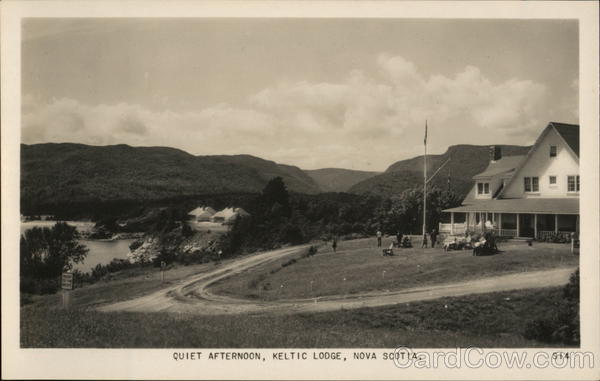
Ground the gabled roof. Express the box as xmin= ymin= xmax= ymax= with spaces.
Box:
xmin=497 ymin=122 xmax=579 ymax=199
xmin=551 ymin=122 xmax=579 ymax=157
xmin=472 ymin=155 xmax=526 ymax=179
xmin=213 ymin=207 xmax=236 ymax=219
xmin=444 ymin=198 xmax=579 ymax=214
xmin=189 ymin=206 xmax=216 ymax=217
xmin=213 ymin=207 xmax=250 ymax=220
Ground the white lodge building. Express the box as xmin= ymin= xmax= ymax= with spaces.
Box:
xmin=439 ymin=122 xmax=579 ymax=240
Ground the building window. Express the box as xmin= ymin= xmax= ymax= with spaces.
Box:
xmin=477 ymin=182 xmax=490 ymax=195
xmin=524 ymin=177 xmax=539 ymax=193
xmin=550 ymin=145 xmax=557 ymax=157
xmin=568 ymin=175 xmax=580 ymax=192
xmin=549 ymin=176 xmax=557 ymax=185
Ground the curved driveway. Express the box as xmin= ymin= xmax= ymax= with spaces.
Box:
xmin=99 ymin=245 xmax=575 ymax=315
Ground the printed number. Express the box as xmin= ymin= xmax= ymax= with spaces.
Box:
xmin=552 ymin=352 xmax=570 ymax=360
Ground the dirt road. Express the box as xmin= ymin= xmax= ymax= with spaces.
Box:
xmin=99 ymin=245 xmax=575 ymax=315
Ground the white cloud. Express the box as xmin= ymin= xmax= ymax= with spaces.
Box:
xmin=22 ymin=54 xmax=550 ymax=170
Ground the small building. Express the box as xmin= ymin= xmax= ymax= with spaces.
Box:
xmin=439 ymin=122 xmax=579 ymax=240
xmin=188 ymin=206 xmax=216 ymax=222
xmin=211 ymin=207 xmax=250 ymax=224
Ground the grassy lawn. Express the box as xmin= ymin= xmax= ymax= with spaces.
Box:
xmin=23 ymin=260 xmax=226 ymax=310
xmin=210 ymin=237 xmax=578 ymax=301
xmin=21 ymin=287 xmax=573 ymax=348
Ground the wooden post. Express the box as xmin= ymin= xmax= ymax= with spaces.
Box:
xmin=160 ymin=261 xmax=166 ymax=283
xmin=534 ymin=214 xmax=538 ymax=240
xmin=450 ymin=212 xmax=455 ymax=235
xmin=62 ymin=290 xmax=71 ymax=309
xmin=498 ymin=213 xmax=503 ymax=236
xmin=61 ymin=271 xmax=74 ymax=309
xmin=554 ymin=214 xmax=559 ymax=234
xmin=516 ymin=213 xmax=520 ymax=237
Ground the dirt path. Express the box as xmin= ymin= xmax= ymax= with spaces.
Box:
xmin=99 ymin=245 xmax=575 ymax=315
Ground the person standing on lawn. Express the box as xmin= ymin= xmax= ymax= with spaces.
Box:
xmin=430 ymin=229 xmax=438 ymax=248
xmin=332 ymin=236 xmax=338 ymax=253
xmin=376 ymin=230 xmax=382 ymax=247
xmin=421 ymin=232 xmax=428 ymax=248
xmin=396 ymin=231 xmax=403 ymax=248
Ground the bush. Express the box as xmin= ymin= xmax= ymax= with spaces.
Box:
xmin=20 ymin=293 xmax=34 ymax=306
xmin=523 ymin=270 xmax=579 ymax=345
xmin=20 ymin=276 xmax=59 ymax=295
xmin=129 ymin=240 xmax=143 ymax=251
xmin=177 ymin=251 xmax=205 ymax=266
xmin=524 ymin=319 xmax=557 ymax=342
xmin=153 ymin=248 xmax=177 ymax=267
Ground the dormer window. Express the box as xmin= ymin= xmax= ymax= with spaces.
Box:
xmin=550 ymin=145 xmax=557 ymax=157
xmin=477 ymin=182 xmax=490 ymax=195
xmin=524 ymin=177 xmax=539 ymax=193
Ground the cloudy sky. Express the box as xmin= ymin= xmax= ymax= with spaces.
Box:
xmin=22 ymin=18 xmax=578 ymax=171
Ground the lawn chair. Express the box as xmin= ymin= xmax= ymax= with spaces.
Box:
xmin=382 ymin=248 xmax=394 ymax=256
xmin=383 ymin=243 xmax=394 ymax=256
xmin=400 ymin=236 xmax=412 ymax=248
xmin=472 ymin=233 xmax=499 ymax=256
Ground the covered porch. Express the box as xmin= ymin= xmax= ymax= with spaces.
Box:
xmin=439 ymin=198 xmax=579 ymax=240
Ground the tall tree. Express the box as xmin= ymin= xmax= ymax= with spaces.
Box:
xmin=20 ymin=222 xmax=88 ymax=279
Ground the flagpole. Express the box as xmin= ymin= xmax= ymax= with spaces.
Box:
xmin=423 ymin=120 xmax=427 ymax=237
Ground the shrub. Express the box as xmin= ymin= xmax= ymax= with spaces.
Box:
xmin=524 ymin=319 xmax=557 ymax=342
xmin=153 ymin=248 xmax=177 ymax=267
xmin=129 ymin=240 xmax=143 ymax=251
xmin=281 ymin=258 xmax=297 ymax=267
xmin=523 ymin=270 xmax=579 ymax=345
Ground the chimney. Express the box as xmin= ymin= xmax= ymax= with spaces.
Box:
xmin=489 ymin=145 xmax=502 ymax=162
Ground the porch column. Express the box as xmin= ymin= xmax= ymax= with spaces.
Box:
xmin=554 ymin=214 xmax=558 ymax=234
xmin=498 ymin=213 xmax=502 ymax=235
xmin=516 ymin=213 xmax=520 ymax=237
xmin=534 ymin=214 xmax=538 ymax=239
xmin=450 ymin=212 xmax=455 ymax=235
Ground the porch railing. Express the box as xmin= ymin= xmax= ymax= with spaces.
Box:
xmin=438 ymin=223 xmax=466 ymax=234
xmin=537 ymin=230 xmax=576 ymax=242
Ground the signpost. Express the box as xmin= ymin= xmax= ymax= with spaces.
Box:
xmin=160 ymin=261 xmax=166 ymax=283
xmin=61 ymin=271 xmax=74 ymax=309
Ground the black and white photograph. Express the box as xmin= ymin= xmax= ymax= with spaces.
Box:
xmin=2 ymin=1 xmax=599 ymax=380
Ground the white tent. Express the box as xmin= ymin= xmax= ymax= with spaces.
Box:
xmin=188 ymin=206 xmax=216 ymax=221
xmin=212 ymin=207 xmax=250 ymax=224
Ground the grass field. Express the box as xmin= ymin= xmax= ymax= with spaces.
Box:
xmin=23 ymin=259 xmax=226 ymax=310
xmin=209 ymin=237 xmax=578 ymax=301
xmin=21 ymin=287 xmax=572 ymax=348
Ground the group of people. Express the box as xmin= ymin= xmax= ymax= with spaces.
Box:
xmin=330 ymin=228 xmax=497 ymax=256
xmin=376 ymin=229 xmax=439 ymax=249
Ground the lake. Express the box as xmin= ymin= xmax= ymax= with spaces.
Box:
xmin=21 ymin=221 xmax=135 ymax=273
xmin=75 ymin=239 xmax=135 ymax=273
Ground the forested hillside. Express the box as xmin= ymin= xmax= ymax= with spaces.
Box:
xmin=349 ymin=144 xmax=531 ymax=198
xmin=21 ymin=143 xmax=320 ymax=210
xmin=304 ymin=168 xmax=380 ymax=192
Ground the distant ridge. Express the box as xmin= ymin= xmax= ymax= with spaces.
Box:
xmin=21 ymin=142 xmax=532 ymax=206
xmin=304 ymin=168 xmax=380 ymax=193
xmin=348 ymin=144 xmax=531 ymax=198
xmin=20 ymin=143 xmax=321 ymax=206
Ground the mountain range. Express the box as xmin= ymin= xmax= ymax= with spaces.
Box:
xmin=21 ymin=142 xmax=531 ymax=206
xmin=349 ymin=144 xmax=532 ymax=197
